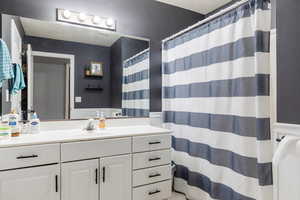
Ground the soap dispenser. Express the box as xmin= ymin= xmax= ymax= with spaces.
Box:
xmin=30 ymin=112 xmax=40 ymax=134
xmin=98 ymin=112 xmax=106 ymax=129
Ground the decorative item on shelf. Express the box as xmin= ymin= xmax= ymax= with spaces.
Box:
xmin=90 ymin=62 xmax=103 ymax=77
xmin=84 ymin=66 xmax=91 ymax=76
xmin=85 ymin=84 xmax=103 ymax=91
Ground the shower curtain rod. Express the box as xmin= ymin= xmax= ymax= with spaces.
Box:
xmin=162 ymin=0 xmax=249 ymax=43
xmin=123 ymin=48 xmax=150 ymax=64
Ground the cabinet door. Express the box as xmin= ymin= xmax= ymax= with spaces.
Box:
xmin=0 ymin=164 xmax=60 ymax=200
xmin=100 ymin=155 xmax=131 ymax=200
xmin=61 ymin=159 xmax=99 ymax=200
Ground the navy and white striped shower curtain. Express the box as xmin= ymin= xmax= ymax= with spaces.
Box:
xmin=162 ymin=0 xmax=272 ymax=199
xmin=122 ymin=49 xmax=150 ymax=117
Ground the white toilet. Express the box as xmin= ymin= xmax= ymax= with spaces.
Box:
xmin=273 ymin=136 xmax=300 ymax=200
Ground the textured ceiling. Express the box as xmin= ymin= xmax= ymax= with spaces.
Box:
xmin=156 ymin=0 xmax=232 ymax=14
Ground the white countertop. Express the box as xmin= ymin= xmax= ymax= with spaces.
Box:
xmin=0 ymin=125 xmax=171 ymax=148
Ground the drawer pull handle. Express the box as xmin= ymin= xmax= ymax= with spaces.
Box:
xmin=148 ymin=190 xmax=161 ymax=195
xmin=55 ymin=175 xmax=58 ymax=193
xmin=149 ymin=141 xmax=161 ymax=145
xmin=149 ymin=157 xmax=161 ymax=162
xmin=148 ymin=173 xmax=161 ymax=178
xmin=102 ymin=167 xmax=106 ymax=183
xmin=95 ymin=169 xmax=98 ymax=184
xmin=16 ymin=154 xmax=38 ymax=159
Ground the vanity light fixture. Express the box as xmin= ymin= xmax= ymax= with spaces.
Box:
xmin=106 ymin=18 xmax=115 ymax=27
xmin=92 ymin=16 xmax=101 ymax=25
xmin=78 ymin=13 xmax=87 ymax=22
xmin=63 ymin=10 xmax=72 ymax=19
xmin=57 ymin=8 xmax=116 ymax=31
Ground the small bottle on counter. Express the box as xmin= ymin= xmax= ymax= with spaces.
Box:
xmin=21 ymin=121 xmax=30 ymax=135
xmin=30 ymin=112 xmax=40 ymax=134
xmin=0 ymin=123 xmax=11 ymax=140
xmin=8 ymin=110 xmax=20 ymax=137
xmin=98 ymin=112 xmax=106 ymax=129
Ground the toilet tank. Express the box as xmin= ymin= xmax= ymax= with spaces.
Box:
xmin=273 ymin=136 xmax=300 ymax=200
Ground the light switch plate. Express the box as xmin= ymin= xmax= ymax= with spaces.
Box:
xmin=75 ymin=96 xmax=82 ymax=103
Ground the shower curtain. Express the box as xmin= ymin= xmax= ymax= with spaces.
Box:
xmin=162 ymin=0 xmax=272 ymax=200
xmin=122 ymin=49 xmax=150 ymax=117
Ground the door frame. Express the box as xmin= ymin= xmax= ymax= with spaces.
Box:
xmin=10 ymin=19 xmax=23 ymax=113
xmin=28 ymin=51 xmax=75 ymax=119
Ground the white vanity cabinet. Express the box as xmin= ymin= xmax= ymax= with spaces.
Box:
xmin=0 ymin=164 xmax=60 ymax=200
xmin=0 ymin=130 xmax=171 ymax=200
xmin=61 ymin=159 xmax=99 ymax=200
xmin=132 ymin=134 xmax=172 ymax=200
xmin=100 ymin=155 xmax=132 ymax=200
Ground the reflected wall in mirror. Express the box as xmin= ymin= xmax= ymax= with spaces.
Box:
xmin=1 ymin=14 xmax=150 ymax=121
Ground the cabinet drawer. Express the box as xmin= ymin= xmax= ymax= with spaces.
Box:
xmin=0 ymin=144 xmax=60 ymax=170
xmin=133 ymin=149 xmax=171 ymax=170
xmin=133 ymin=180 xmax=172 ymax=200
xmin=133 ymin=165 xmax=171 ymax=187
xmin=133 ymin=134 xmax=171 ymax=153
xmin=61 ymin=137 xmax=131 ymax=162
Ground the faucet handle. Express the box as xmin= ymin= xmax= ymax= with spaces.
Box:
xmin=85 ymin=118 xmax=97 ymax=131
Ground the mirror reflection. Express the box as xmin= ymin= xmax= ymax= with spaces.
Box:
xmin=1 ymin=14 xmax=150 ymax=121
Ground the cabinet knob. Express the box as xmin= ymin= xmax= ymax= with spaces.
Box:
xmin=95 ymin=169 xmax=98 ymax=184
xmin=55 ymin=175 xmax=58 ymax=193
xmin=148 ymin=173 xmax=161 ymax=178
xmin=148 ymin=190 xmax=161 ymax=195
xmin=102 ymin=167 xmax=106 ymax=182
xmin=16 ymin=154 xmax=38 ymax=159
xmin=148 ymin=157 xmax=161 ymax=162
xmin=149 ymin=141 xmax=161 ymax=145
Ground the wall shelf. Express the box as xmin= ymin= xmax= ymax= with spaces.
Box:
xmin=85 ymin=84 xmax=103 ymax=91
xmin=84 ymin=74 xmax=103 ymax=79
xmin=85 ymin=87 xmax=103 ymax=91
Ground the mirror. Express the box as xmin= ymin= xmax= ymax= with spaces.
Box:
xmin=1 ymin=14 xmax=150 ymax=121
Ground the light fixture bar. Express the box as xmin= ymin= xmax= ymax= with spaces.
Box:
xmin=57 ymin=8 xmax=116 ymax=31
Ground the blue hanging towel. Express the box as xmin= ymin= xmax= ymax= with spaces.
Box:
xmin=11 ymin=63 xmax=26 ymax=94
xmin=0 ymin=39 xmax=14 ymax=87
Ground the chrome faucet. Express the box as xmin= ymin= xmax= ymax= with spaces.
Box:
xmin=84 ymin=118 xmax=97 ymax=131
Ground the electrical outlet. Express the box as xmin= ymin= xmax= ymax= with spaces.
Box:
xmin=75 ymin=96 xmax=82 ymax=103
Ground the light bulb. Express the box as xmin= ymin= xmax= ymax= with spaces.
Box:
xmin=78 ymin=13 xmax=87 ymax=22
xmin=106 ymin=18 xmax=114 ymax=27
xmin=92 ymin=16 xmax=101 ymax=24
xmin=63 ymin=10 xmax=71 ymax=19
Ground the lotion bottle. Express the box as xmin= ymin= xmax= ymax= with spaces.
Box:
xmin=8 ymin=110 xmax=20 ymax=137
xmin=30 ymin=112 xmax=40 ymax=134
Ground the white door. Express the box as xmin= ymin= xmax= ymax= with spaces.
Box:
xmin=10 ymin=19 xmax=23 ymax=113
xmin=61 ymin=159 xmax=99 ymax=200
xmin=100 ymin=155 xmax=132 ymax=200
xmin=0 ymin=165 xmax=60 ymax=200
xmin=27 ymin=44 xmax=33 ymax=113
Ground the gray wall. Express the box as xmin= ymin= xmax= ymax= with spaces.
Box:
xmin=110 ymin=38 xmax=123 ymax=109
xmin=110 ymin=37 xmax=149 ymax=108
xmin=0 ymin=0 xmax=205 ymax=112
xmin=24 ymin=36 xmax=112 ymax=108
xmin=207 ymin=0 xmax=276 ymax=28
xmin=276 ymin=0 xmax=300 ymax=124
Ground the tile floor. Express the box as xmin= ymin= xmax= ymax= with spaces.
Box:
xmin=171 ymin=192 xmax=186 ymax=200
